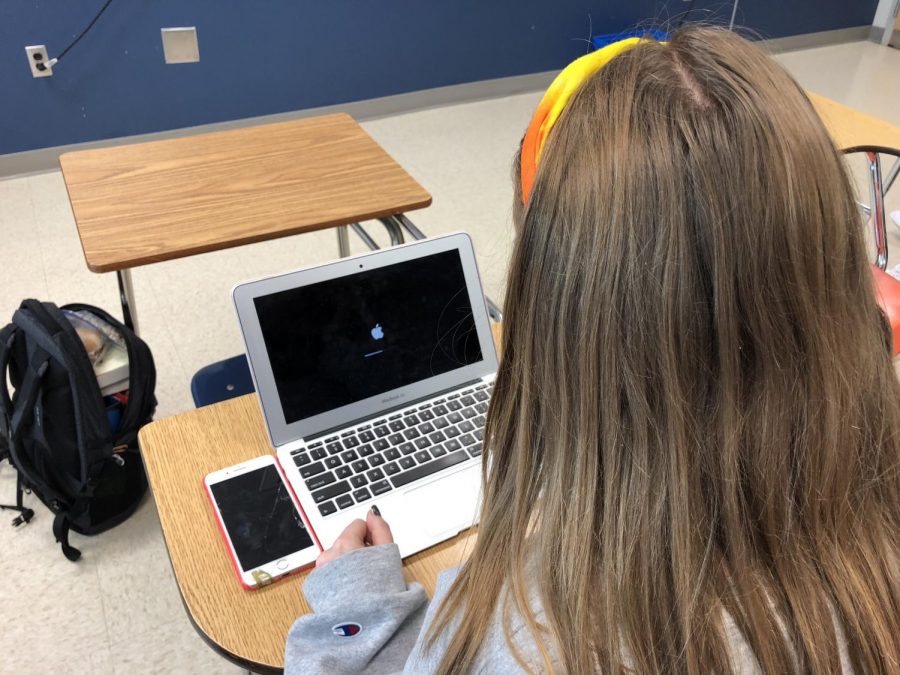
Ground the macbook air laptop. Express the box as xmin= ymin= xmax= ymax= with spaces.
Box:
xmin=232 ymin=233 xmax=498 ymax=558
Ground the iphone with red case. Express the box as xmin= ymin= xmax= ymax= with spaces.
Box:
xmin=204 ymin=455 xmax=322 ymax=589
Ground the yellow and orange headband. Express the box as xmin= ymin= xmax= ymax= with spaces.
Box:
xmin=520 ymin=37 xmax=647 ymax=205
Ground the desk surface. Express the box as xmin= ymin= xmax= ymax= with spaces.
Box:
xmin=809 ymin=92 xmax=900 ymax=152
xmin=138 ymin=324 xmax=500 ymax=672
xmin=59 ymin=114 xmax=432 ymax=273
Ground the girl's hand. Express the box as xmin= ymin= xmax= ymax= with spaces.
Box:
xmin=315 ymin=506 xmax=394 ymax=567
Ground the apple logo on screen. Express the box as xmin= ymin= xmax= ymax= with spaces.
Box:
xmin=371 ymin=323 xmax=384 ymax=340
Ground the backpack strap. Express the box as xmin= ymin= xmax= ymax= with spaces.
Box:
xmin=0 ymin=323 xmax=16 ymax=443
xmin=52 ymin=511 xmax=81 ymax=562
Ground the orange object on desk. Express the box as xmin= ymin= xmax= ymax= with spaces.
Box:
xmin=871 ymin=266 xmax=900 ymax=356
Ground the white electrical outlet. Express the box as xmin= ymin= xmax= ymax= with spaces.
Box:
xmin=161 ymin=27 xmax=200 ymax=64
xmin=25 ymin=45 xmax=53 ymax=77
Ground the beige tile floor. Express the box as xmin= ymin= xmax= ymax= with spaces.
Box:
xmin=1 ymin=39 xmax=898 ymax=674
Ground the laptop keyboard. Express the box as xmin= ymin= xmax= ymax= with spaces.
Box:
xmin=289 ymin=382 xmax=492 ymax=517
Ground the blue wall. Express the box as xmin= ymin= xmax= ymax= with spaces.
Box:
xmin=0 ymin=1 xmax=878 ymax=155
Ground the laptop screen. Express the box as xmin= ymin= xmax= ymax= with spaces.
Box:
xmin=253 ymin=249 xmax=484 ymax=425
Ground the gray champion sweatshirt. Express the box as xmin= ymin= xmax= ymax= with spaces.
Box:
xmin=285 ymin=543 xmax=532 ymax=674
xmin=284 ymin=544 xmax=852 ymax=674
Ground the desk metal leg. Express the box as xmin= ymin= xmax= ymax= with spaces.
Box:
xmin=336 ymin=225 xmax=351 ymax=258
xmin=377 ymin=217 xmax=405 ymax=246
xmin=350 ymin=223 xmax=380 ymax=251
xmin=116 ymin=269 xmax=139 ymax=334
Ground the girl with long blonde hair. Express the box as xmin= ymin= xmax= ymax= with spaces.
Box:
xmin=286 ymin=27 xmax=900 ymax=673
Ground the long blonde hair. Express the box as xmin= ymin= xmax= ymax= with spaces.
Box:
xmin=428 ymin=27 xmax=900 ymax=673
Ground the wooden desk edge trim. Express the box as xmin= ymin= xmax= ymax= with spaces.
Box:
xmin=81 ymin=201 xmax=432 ymax=273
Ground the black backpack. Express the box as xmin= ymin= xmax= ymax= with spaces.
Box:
xmin=0 ymin=300 xmax=156 ymax=561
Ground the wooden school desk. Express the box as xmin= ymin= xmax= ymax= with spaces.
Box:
xmin=138 ymin=324 xmax=501 ymax=673
xmin=59 ymin=114 xmax=432 ymax=333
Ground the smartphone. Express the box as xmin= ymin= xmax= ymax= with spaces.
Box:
xmin=204 ymin=455 xmax=321 ymax=589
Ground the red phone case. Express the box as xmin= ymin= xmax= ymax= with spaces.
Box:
xmin=204 ymin=456 xmax=323 ymax=590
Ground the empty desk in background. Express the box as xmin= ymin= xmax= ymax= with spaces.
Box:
xmin=59 ymin=113 xmax=432 ymax=333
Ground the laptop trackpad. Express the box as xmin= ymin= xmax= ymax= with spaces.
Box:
xmin=404 ymin=466 xmax=480 ymax=538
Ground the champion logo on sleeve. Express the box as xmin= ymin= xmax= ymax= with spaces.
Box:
xmin=332 ymin=622 xmax=362 ymax=637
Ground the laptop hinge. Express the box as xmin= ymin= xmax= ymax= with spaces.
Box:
xmin=304 ymin=377 xmax=487 ymax=443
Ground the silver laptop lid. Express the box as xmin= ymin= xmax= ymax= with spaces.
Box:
xmin=233 ymin=233 xmax=499 ymax=448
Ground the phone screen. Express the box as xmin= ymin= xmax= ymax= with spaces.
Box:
xmin=209 ymin=464 xmax=314 ymax=571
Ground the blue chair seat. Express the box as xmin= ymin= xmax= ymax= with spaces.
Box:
xmin=190 ymin=354 xmax=255 ymax=408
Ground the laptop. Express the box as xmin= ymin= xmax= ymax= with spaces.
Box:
xmin=232 ymin=233 xmax=499 ymax=558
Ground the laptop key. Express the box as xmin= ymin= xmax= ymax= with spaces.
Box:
xmin=448 ymin=393 xmax=460 ymax=400
xmin=445 ymin=438 xmax=462 ymax=452
xmin=373 ymin=439 xmax=389 ymax=452
xmin=399 ymin=456 xmax=416 ymax=470
xmin=459 ymin=420 xmax=475 ymax=433
xmin=460 ymin=433 xmax=477 ymax=447
xmin=447 ymin=411 xmax=463 ymax=424
xmin=419 ymin=409 xmax=435 ymax=421
xmin=311 ymin=480 xmax=350 ymax=504
xmin=403 ymin=428 xmax=420 ymax=440
xmin=399 ymin=442 xmax=416 ymax=455
xmin=368 ymin=454 xmax=386 ymax=467
xmin=350 ymin=474 xmax=368 ymax=488
xmin=359 ymin=430 xmax=375 ymax=443
xmin=475 ymin=383 xmax=488 ymax=390
xmin=474 ymin=390 xmax=489 ymax=401
xmin=391 ymin=451 xmax=469 ymax=488
xmin=461 ymin=396 xmax=476 ymax=407
xmin=343 ymin=436 xmax=360 ymax=448
xmin=433 ymin=417 xmax=450 ymax=429
xmin=474 ymin=429 xmax=484 ymax=441
xmin=389 ymin=414 xmax=402 ymax=421
xmin=325 ymin=456 xmax=342 ymax=469
xmin=447 ymin=400 xmax=463 ymax=411
xmin=318 ymin=501 xmax=337 ymax=516
xmin=371 ymin=480 xmax=392 ymax=496
xmin=475 ymin=402 xmax=488 ymax=414
xmin=430 ymin=444 xmax=447 ymax=458
xmin=353 ymin=487 xmax=372 ymax=502
xmin=341 ymin=450 xmax=359 ymax=463
xmin=414 ymin=437 xmax=432 ymax=449
xmin=308 ymin=440 xmax=324 ymax=448
xmin=429 ymin=430 xmax=447 ymax=444
xmin=388 ymin=433 xmax=405 ymax=445
xmin=383 ymin=461 xmax=401 ymax=476
xmin=306 ymin=471 xmax=336 ymax=492
xmin=385 ymin=448 xmax=401 ymax=461
xmin=389 ymin=420 xmax=405 ymax=432
xmin=351 ymin=459 xmax=368 ymax=473
xmin=433 ymin=404 xmax=449 ymax=416
xmin=359 ymin=443 xmax=375 ymax=456
xmin=300 ymin=461 xmax=326 ymax=479
xmin=335 ymin=466 xmax=352 ymax=480
xmin=445 ymin=426 xmax=461 ymax=438
xmin=461 ymin=408 xmax=477 ymax=420
xmin=413 ymin=450 xmax=431 ymax=464
xmin=336 ymin=494 xmax=354 ymax=510
xmin=326 ymin=442 xmax=342 ymax=455
xmin=374 ymin=425 xmax=391 ymax=438
xmin=474 ymin=415 xmax=486 ymax=428
xmin=310 ymin=448 xmax=327 ymax=460
xmin=404 ymin=414 xmax=420 ymax=426
xmin=367 ymin=468 xmax=385 ymax=482
xmin=418 ymin=422 xmax=435 ymax=434
xmin=293 ymin=452 xmax=311 ymax=467
xmin=469 ymin=443 xmax=483 ymax=458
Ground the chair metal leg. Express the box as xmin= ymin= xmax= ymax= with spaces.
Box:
xmin=377 ymin=217 xmax=405 ymax=246
xmin=867 ymin=151 xmax=888 ymax=270
xmin=116 ymin=269 xmax=139 ymax=334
